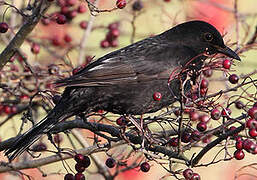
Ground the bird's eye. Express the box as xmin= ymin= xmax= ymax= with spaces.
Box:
xmin=204 ymin=33 xmax=213 ymax=42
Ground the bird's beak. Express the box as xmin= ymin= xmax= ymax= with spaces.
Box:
xmin=216 ymin=46 xmax=241 ymax=61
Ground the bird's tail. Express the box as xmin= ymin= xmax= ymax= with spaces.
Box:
xmin=5 ymin=105 xmax=70 ymax=161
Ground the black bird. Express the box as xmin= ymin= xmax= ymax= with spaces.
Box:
xmin=5 ymin=20 xmax=240 ymax=161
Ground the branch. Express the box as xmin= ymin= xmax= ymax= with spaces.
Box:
xmin=0 ymin=0 xmax=51 ymax=70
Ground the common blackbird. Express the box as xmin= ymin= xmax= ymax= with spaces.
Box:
xmin=5 ymin=20 xmax=240 ymax=161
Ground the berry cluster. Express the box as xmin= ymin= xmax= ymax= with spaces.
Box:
xmin=100 ymin=22 xmax=120 ymax=48
xmin=64 ymin=154 xmax=91 ymax=180
xmin=183 ymin=169 xmax=201 ymax=180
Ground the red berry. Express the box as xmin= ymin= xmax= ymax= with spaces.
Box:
xmin=75 ymin=154 xmax=85 ymax=164
xmin=67 ymin=10 xmax=77 ymax=19
xmin=79 ymin=21 xmax=88 ymax=29
xmin=199 ymin=115 xmax=210 ymax=123
xmin=234 ymin=149 xmax=245 ymax=160
xmin=197 ymin=122 xmax=207 ymax=132
xmin=211 ymin=109 xmax=221 ymax=120
xmin=66 ymin=0 xmax=77 ymax=6
xmin=236 ymin=140 xmax=243 ymax=150
xmin=153 ymin=92 xmax=162 ymax=101
xmin=11 ymin=106 xmax=17 ymax=114
xmin=140 ymin=162 xmax=150 ymax=172
xmin=221 ymin=108 xmax=231 ymax=117
xmin=31 ymin=43 xmax=40 ymax=54
xmin=116 ymin=0 xmax=126 ymax=9
xmin=100 ymin=40 xmax=109 ymax=48
xmin=4 ymin=106 xmax=11 ymax=114
xmin=190 ymin=173 xmax=201 ymax=180
xmin=56 ymin=14 xmax=67 ymax=24
xmin=200 ymin=88 xmax=207 ymax=96
xmin=20 ymin=94 xmax=29 ymax=100
xmin=61 ymin=6 xmax=69 ymax=14
xmin=116 ymin=116 xmax=128 ymax=126
xmin=200 ymin=79 xmax=209 ymax=88
xmin=246 ymin=118 xmax=257 ymax=129
xmin=229 ymin=74 xmax=239 ymax=84
xmin=222 ymin=59 xmax=231 ymax=69
xmin=164 ymin=0 xmax=171 ymax=2
xmin=52 ymin=37 xmax=62 ymax=46
xmin=110 ymin=39 xmax=118 ymax=47
xmin=75 ymin=163 xmax=85 ymax=172
xmin=183 ymin=168 xmax=193 ymax=179
xmin=189 ymin=111 xmax=199 ymax=121
xmin=108 ymin=22 xmax=119 ymax=30
xmin=41 ymin=18 xmax=51 ymax=25
xmin=64 ymin=34 xmax=72 ymax=43
xmin=243 ymin=139 xmax=255 ymax=152
xmin=74 ymin=173 xmax=85 ymax=180
xmin=203 ymin=69 xmax=213 ymax=77
xmin=249 ymin=128 xmax=257 ymax=138
xmin=77 ymin=4 xmax=87 ymax=13
xmin=0 ymin=22 xmax=9 ymax=33
xmin=64 ymin=173 xmax=74 ymax=180
xmin=248 ymin=107 xmax=257 ymax=119
xmin=105 ymin=157 xmax=116 ymax=168
xmin=168 ymin=137 xmax=178 ymax=147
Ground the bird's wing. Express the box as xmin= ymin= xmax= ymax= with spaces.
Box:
xmin=56 ymin=38 xmax=197 ymax=87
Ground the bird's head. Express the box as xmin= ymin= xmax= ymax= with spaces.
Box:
xmin=166 ymin=20 xmax=241 ymax=61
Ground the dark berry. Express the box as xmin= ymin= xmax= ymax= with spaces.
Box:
xmin=254 ymin=102 xmax=257 ymax=107
xmin=54 ymin=134 xmax=63 ymax=144
xmin=235 ymin=101 xmax=244 ymax=109
xmin=246 ymin=118 xmax=257 ymax=129
xmin=236 ymin=140 xmax=243 ymax=150
xmin=183 ymin=168 xmax=193 ymax=179
xmin=75 ymin=163 xmax=85 ymax=172
xmin=132 ymin=1 xmax=143 ymax=11
xmin=48 ymin=64 xmax=59 ymax=75
xmin=153 ymin=92 xmax=162 ymax=101
xmin=191 ymin=130 xmax=201 ymax=141
xmin=189 ymin=111 xmax=199 ymax=121
xmin=211 ymin=109 xmax=221 ymax=120
xmin=229 ymin=74 xmax=239 ymax=84
xmin=140 ymin=162 xmax=150 ymax=172
xmin=77 ymin=4 xmax=87 ymax=13
xmin=181 ymin=131 xmax=191 ymax=143
xmin=249 ymin=128 xmax=257 ymax=138
xmin=79 ymin=21 xmax=88 ymax=29
xmin=222 ymin=59 xmax=231 ymax=69
xmin=32 ymin=143 xmax=47 ymax=152
xmin=100 ymin=40 xmax=109 ymax=48
xmin=116 ymin=116 xmax=128 ymax=126
xmin=221 ymin=108 xmax=231 ymax=117
xmin=0 ymin=22 xmax=9 ymax=33
xmin=203 ymin=69 xmax=213 ymax=77
xmin=31 ymin=43 xmax=40 ymax=54
xmin=168 ymin=137 xmax=178 ymax=147
xmin=234 ymin=149 xmax=244 ymax=160
xmin=197 ymin=122 xmax=207 ymax=132
xmin=64 ymin=34 xmax=72 ymax=43
xmin=190 ymin=173 xmax=201 ymax=180
xmin=248 ymin=107 xmax=257 ymax=119
xmin=64 ymin=173 xmax=74 ymax=180
xmin=56 ymin=14 xmax=67 ymax=24
xmin=105 ymin=157 xmax=116 ymax=168
xmin=74 ymin=173 xmax=85 ymax=180
xmin=200 ymin=79 xmax=209 ymax=89
xmin=116 ymin=0 xmax=126 ymax=9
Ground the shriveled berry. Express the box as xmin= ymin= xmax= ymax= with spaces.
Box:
xmin=0 ymin=22 xmax=9 ymax=33
xmin=229 ymin=74 xmax=239 ymax=84
xmin=197 ymin=122 xmax=207 ymax=132
xmin=140 ymin=162 xmax=150 ymax=172
xmin=248 ymin=107 xmax=257 ymax=119
xmin=234 ymin=149 xmax=245 ymax=160
xmin=153 ymin=92 xmax=162 ymax=101
xmin=168 ymin=137 xmax=178 ymax=147
xmin=211 ymin=109 xmax=221 ymax=120
xmin=222 ymin=59 xmax=231 ymax=69
xmin=74 ymin=173 xmax=85 ymax=180
xmin=116 ymin=0 xmax=126 ymax=9
xmin=105 ymin=157 xmax=116 ymax=168
xmin=116 ymin=116 xmax=128 ymax=126
xmin=32 ymin=143 xmax=47 ymax=152
xmin=54 ymin=134 xmax=63 ymax=144
xmin=75 ymin=163 xmax=85 ymax=172
xmin=181 ymin=131 xmax=191 ymax=143
xmin=236 ymin=140 xmax=243 ymax=150
xmin=235 ymin=101 xmax=244 ymax=109
xmin=183 ymin=168 xmax=193 ymax=179
xmin=64 ymin=173 xmax=74 ymax=180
